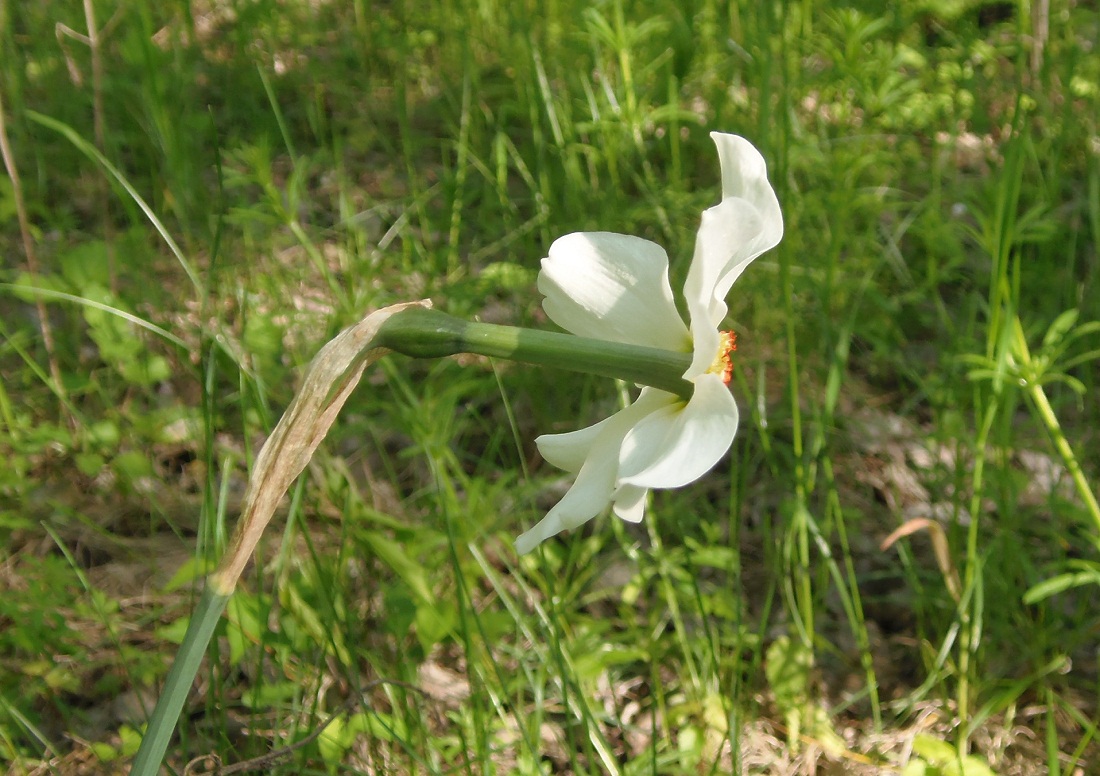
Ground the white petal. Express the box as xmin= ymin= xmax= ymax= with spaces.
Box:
xmin=618 ymin=375 xmax=739 ymax=489
xmin=709 ymin=134 xmax=783 ymax=302
xmin=519 ymin=390 xmax=673 ymax=552
xmin=515 ymin=451 xmax=617 ymax=554
xmin=536 ymin=415 xmax=615 ymax=474
xmin=682 ymin=135 xmax=783 ymax=358
xmin=515 ymin=517 xmax=571 ymax=555
xmin=539 ymin=232 xmax=691 ymax=350
xmin=711 ymin=133 xmax=784 ymax=251
xmin=683 ymin=196 xmax=762 ymax=321
xmin=535 ymin=389 xmax=673 ymax=472
xmin=611 ymin=484 xmax=648 ymax=523
xmin=682 ymin=198 xmax=768 ymax=378
xmin=518 ymin=434 xmax=624 ymax=553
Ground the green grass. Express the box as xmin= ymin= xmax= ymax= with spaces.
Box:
xmin=2 ymin=0 xmax=1100 ymax=773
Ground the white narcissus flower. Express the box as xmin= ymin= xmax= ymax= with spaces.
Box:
xmin=515 ymin=132 xmax=783 ymax=554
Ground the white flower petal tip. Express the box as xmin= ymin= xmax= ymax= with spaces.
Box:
xmin=710 ymin=132 xmax=784 ymax=245
xmin=521 ymin=133 xmax=782 ymax=551
xmin=515 ymin=519 xmax=562 ymax=555
xmin=611 ymin=484 xmax=648 ymax=523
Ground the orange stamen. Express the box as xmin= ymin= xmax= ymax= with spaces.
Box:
xmin=708 ymin=330 xmax=737 ymax=384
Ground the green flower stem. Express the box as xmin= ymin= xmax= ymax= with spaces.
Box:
xmin=375 ymin=306 xmax=694 ymax=399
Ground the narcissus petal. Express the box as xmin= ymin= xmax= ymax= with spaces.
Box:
xmin=539 ymin=232 xmax=690 ymax=351
xmin=618 ymin=376 xmax=739 ymax=489
xmin=519 ymin=391 xmax=675 ymax=552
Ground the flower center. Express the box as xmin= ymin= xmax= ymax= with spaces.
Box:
xmin=707 ymin=331 xmax=737 ymax=384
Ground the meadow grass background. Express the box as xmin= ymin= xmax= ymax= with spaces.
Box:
xmin=2 ymin=0 xmax=1099 ymax=773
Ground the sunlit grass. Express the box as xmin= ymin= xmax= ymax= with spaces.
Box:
xmin=2 ymin=0 xmax=1099 ymax=773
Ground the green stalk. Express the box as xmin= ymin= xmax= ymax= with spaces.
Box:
xmin=375 ymin=307 xmax=694 ymax=399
